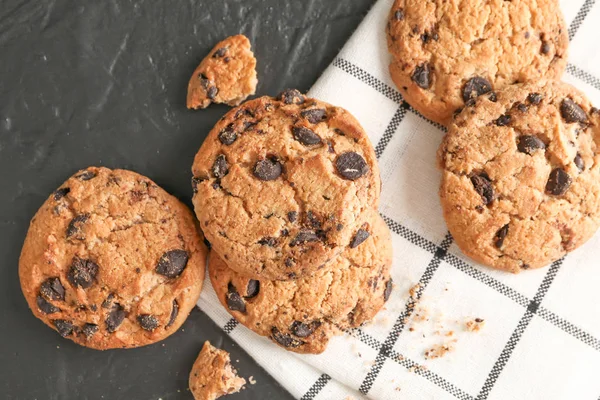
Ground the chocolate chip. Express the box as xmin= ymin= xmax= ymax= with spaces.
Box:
xmin=246 ymin=280 xmax=260 ymax=298
xmin=560 ymin=99 xmax=588 ymax=123
xmin=166 ymin=300 xmax=179 ymax=328
xmin=488 ymin=92 xmax=497 ymax=102
xmin=156 ymin=249 xmax=189 ymax=278
xmin=106 ymin=303 xmax=126 ymax=333
xmin=76 ymin=170 xmax=96 ymax=181
xmin=258 ymin=237 xmax=277 ymax=247
xmin=253 ymin=158 xmax=282 ymax=181
xmin=68 ymin=257 xmax=99 ymax=289
xmin=546 ymin=168 xmax=572 ymax=195
xmin=495 ymin=114 xmax=512 ymax=126
xmin=287 ymin=211 xmax=298 ymax=223
xmin=224 ymin=56 xmax=231 ymax=63
xmin=384 ymin=279 xmax=393 ymax=302
xmin=575 ymin=153 xmax=585 ymax=171
xmin=411 ymin=63 xmax=432 ymax=89
xmin=394 ymin=9 xmax=404 ymax=21
xmin=541 ymin=41 xmax=551 ymax=54
xmin=218 ymin=126 xmax=237 ymax=145
xmin=40 ymin=278 xmax=65 ymax=301
xmin=37 ymin=296 xmax=59 ymax=314
xmin=213 ymin=47 xmax=227 ymax=58
xmin=300 ymin=109 xmax=327 ymax=124
xmin=137 ymin=314 xmax=159 ymax=331
xmin=81 ymin=323 xmax=98 ymax=338
xmin=350 ymin=229 xmax=370 ymax=249
xmin=212 ymin=154 xmax=229 ymax=179
xmin=495 ymin=224 xmax=509 ymax=248
xmin=53 ymin=187 xmax=70 ymax=201
xmin=226 ymin=283 xmax=246 ymax=313
xmin=521 ymin=264 xmax=530 ymax=270
xmin=292 ymin=127 xmax=321 ymax=146
xmin=516 ymin=103 xmax=528 ymax=113
xmin=271 ymin=327 xmax=304 ymax=348
xmin=279 ymin=89 xmax=305 ymax=105
xmin=53 ymin=320 xmax=74 ymax=337
xmin=290 ymin=321 xmax=321 ymax=337
xmin=101 ymin=293 xmax=114 ymax=309
xmin=517 ymin=135 xmax=545 ymax=155
xmin=462 ymin=77 xmax=492 ymax=103
xmin=471 ymin=174 xmax=494 ymax=205
xmin=527 ymin=93 xmax=543 ymax=105
xmin=290 ymin=230 xmax=320 ymax=247
xmin=66 ymin=213 xmax=90 ymax=239
xmin=199 ymin=74 xmax=210 ymax=89
xmin=306 ymin=211 xmax=322 ymax=229
xmin=280 ymin=229 xmax=289 ymax=237
xmin=336 ymin=152 xmax=368 ymax=180
xmin=206 ymin=86 xmax=218 ymax=101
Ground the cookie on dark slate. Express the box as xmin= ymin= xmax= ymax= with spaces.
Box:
xmin=192 ymin=91 xmax=380 ymax=280
xmin=209 ymin=212 xmax=393 ymax=354
xmin=19 ymin=167 xmax=207 ymax=349
xmin=187 ymin=35 xmax=257 ymax=109
xmin=438 ymin=81 xmax=600 ymax=272
xmin=386 ymin=0 xmax=568 ymax=125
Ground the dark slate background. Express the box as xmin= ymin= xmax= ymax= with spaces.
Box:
xmin=0 ymin=0 xmax=375 ymax=399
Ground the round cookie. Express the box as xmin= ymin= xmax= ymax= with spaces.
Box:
xmin=438 ymin=80 xmax=600 ymax=272
xmin=192 ymin=90 xmax=380 ymax=280
xmin=386 ymin=0 xmax=568 ymax=125
xmin=209 ymin=212 xmax=393 ymax=354
xmin=19 ymin=167 xmax=207 ymax=349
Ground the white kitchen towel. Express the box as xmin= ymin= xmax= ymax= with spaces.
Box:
xmin=198 ymin=0 xmax=600 ymax=398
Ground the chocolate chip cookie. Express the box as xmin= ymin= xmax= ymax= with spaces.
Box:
xmin=438 ymin=80 xmax=600 ymax=272
xmin=187 ymin=34 xmax=257 ymax=109
xmin=189 ymin=341 xmax=246 ymax=400
xmin=209 ymin=212 xmax=393 ymax=354
xmin=19 ymin=167 xmax=207 ymax=349
xmin=386 ymin=0 xmax=568 ymax=125
xmin=192 ymin=90 xmax=380 ymax=280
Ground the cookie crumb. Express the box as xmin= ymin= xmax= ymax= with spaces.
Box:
xmin=466 ymin=318 xmax=485 ymax=332
xmin=424 ymin=344 xmax=454 ymax=360
xmin=409 ymin=283 xmax=421 ymax=298
xmin=189 ymin=341 xmax=246 ymax=400
xmin=248 ymin=376 xmax=256 ymax=385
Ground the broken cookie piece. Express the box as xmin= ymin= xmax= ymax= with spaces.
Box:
xmin=189 ymin=341 xmax=246 ymax=400
xmin=187 ymin=35 xmax=257 ymax=109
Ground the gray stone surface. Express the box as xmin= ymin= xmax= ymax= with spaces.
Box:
xmin=0 ymin=0 xmax=375 ymax=398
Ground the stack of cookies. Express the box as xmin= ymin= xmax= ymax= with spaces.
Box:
xmin=386 ymin=0 xmax=600 ymax=272
xmin=191 ymin=90 xmax=393 ymax=353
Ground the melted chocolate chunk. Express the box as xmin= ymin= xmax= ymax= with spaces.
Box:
xmin=290 ymin=321 xmax=321 ymax=338
xmin=218 ymin=125 xmax=237 ymax=145
xmin=411 ymin=63 xmax=432 ymax=89
xmin=53 ymin=187 xmax=70 ymax=201
xmin=462 ymin=77 xmax=492 ymax=103
xmin=66 ymin=213 xmax=90 ymax=239
xmin=106 ymin=303 xmax=126 ymax=333
xmin=384 ymin=279 xmax=393 ymax=302
xmin=212 ymin=154 xmax=229 ymax=179
xmin=546 ymin=169 xmax=572 ymax=195
xmin=350 ymin=229 xmax=370 ymax=249
xmin=246 ymin=280 xmax=260 ymax=298
xmin=335 ymin=152 xmax=369 ymax=180
xmin=156 ymin=250 xmax=189 ymax=278
xmin=166 ymin=300 xmax=179 ymax=328
xmin=37 ymin=296 xmax=59 ymax=314
xmin=67 ymin=257 xmax=99 ymax=289
xmin=471 ymin=174 xmax=494 ymax=205
xmin=81 ymin=323 xmax=98 ymax=338
xmin=271 ymin=327 xmax=304 ymax=348
xmin=137 ymin=314 xmax=159 ymax=331
xmin=560 ymin=98 xmax=588 ymax=123
xmin=292 ymin=127 xmax=321 ymax=146
xmin=253 ymin=158 xmax=283 ymax=181
xmin=290 ymin=230 xmax=320 ymax=247
xmin=279 ymin=89 xmax=305 ymax=105
xmin=495 ymin=224 xmax=509 ymax=248
xmin=517 ymin=135 xmax=546 ymax=155
xmin=226 ymin=283 xmax=246 ymax=313
xmin=76 ymin=170 xmax=96 ymax=181
xmin=40 ymin=278 xmax=65 ymax=301
xmin=300 ymin=109 xmax=327 ymax=124
xmin=53 ymin=320 xmax=74 ymax=337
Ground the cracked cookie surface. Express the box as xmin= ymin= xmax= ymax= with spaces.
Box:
xmin=386 ymin=0 xmax=568 ymax=125
xmin=192 ymin=91 xmax=380 ymax=280
xmin=438 ymin=80 xmax=600 ymax=272
xmin=209 ymin=212 xmax=393 ymax=354
xmin=189 ymin=341 xmax=246 ymax=400
xmin=19 ymin=167 xmax=207 ymax=349
xmin=187 ymin=34 xmax=257 ymax=109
